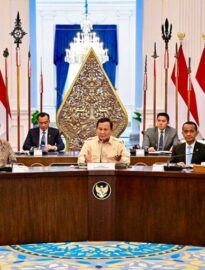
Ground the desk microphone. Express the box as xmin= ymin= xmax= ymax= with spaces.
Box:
xmin=164 ymin=150 xmax=198 ymax=171
xmin=99 ymin=140 xmax=103 ymax=163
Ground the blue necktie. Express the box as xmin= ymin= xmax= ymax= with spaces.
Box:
xmin=158 ymin=131 xmax=164 ymax=151
xmin=186 ymin=145 xmax=192 ymax=165
xmin=40 ymin=131 xmax=46 ymax=149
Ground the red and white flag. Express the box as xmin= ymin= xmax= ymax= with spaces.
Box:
xmin=196 ymin=47 xmax=205 ymax=93
xmin=171 ymin=45 xmax=199 ymax=125
xmin=0 ymin=69 xmax=11 ymax=116
xmin=0 ymin=69 xmax=11 ymax=135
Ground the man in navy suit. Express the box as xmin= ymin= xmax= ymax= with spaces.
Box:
xmin=171 ymin=121 xmax=205 ymax=165
xmin=23 ymin=112 xmax=65 ymax=152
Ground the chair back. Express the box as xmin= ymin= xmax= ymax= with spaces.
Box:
xmin=134 ymin=162 xmax=147 ymax=166
xmin=30 ymin=162 xmax=44 ymax=167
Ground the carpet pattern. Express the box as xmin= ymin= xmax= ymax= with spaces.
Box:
xmin=0 ymin=241 xmax=205 ymax=269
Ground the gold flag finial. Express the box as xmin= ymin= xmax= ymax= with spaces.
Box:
xmin=202 ymin=34 xmax=205 ymax=46
xmin=177 ymin=32 xmax=185 ymax=44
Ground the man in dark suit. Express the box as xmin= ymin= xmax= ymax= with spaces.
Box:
xmin=23 ymin=112 xmax=65 ymax=152
xmin=143 ymin=112 xmax=178 ymax=153
xmin=171 ymin=121 xmax=205 ymax=165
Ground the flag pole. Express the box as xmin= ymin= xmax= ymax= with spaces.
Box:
xmin=28 ymin=50 xmax=31 ymax=130
xmin=174 ymin=43 xmax=179 ymax=132
xmin=40 ymin=57 xmax=43 ymax=112
xmin=161 ymin=18 xmax=172 ymax=113
xmin=16 ymin=47 xmax=21 ymax=150
xmin=187 ymin=57 xmax=191 ymax=122
xmin=3 ymin=48 xmax=9 ymax=141
xmin=10 ymin=12 xmax=26 ymax=151
xmin=142 ymin=55 xmax=147 ymax=133
xmin=151 ymin=42 xmax=159 ymax=126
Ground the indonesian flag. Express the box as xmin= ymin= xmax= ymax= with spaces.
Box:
xmin=0 ymin=69 xmax=11 ymax=117
xmin=196 ymin=47 xmax=205 ymax=93
xmin=171 ymin=45 xmax=199 ymax=125
xmin=0 ymin=69 xmax=11 ymax=136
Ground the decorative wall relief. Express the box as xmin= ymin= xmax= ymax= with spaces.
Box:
xmin=57 ymin=48 xmax=128 ymax=150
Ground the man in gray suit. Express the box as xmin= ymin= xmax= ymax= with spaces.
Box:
xmin=143 ymin=112 xmax=178 ymax=153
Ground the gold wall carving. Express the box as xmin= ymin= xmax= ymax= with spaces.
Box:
xmin=57 ymin=48 xmax=128 ymax=150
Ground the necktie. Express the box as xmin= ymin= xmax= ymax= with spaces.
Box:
xmin=158 ymin=131 xmax=164 ymax=151
xmin=40 ymin=131 xmax=46 ymax=150
xmin=186 ymin=145 xmax=192 ymax=165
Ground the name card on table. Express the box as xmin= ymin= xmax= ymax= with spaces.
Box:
xmin=152 ymin=164 xmax=164 ymax=172
xmin=34 ymin=149 xmax=42 ymax=156
xmin=87 ymin=163 xmax=115 ymax=170
xmin=12 ymin=164 xmax=29 ymax=173
xmin=136 ymin=149 xmax=145 ymax=156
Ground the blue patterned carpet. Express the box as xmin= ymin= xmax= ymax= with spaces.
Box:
xmin=0 ymin=241 xmax=205 ymax=269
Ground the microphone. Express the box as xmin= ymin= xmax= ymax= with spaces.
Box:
xmin=29 ymin=146 xmax=34 ymax=156
xmin=0 ymin=164 xmax=12 ymax=172
xmin=164 ymin=150 xmax=198 ymax=171
xmin=99 ymin=140 xmax=103 ymax=163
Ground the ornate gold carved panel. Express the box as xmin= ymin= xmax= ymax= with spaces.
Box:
xmin=57 ymin=48 xmax=128 ymax=150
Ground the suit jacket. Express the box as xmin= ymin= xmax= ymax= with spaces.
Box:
xmin=143 ymin=126 xmax=178 ymax=151
xmin=171 ymin=141 xmax=205 ymax=164
xmin=23 ymin=127 xmax=65 ymax=151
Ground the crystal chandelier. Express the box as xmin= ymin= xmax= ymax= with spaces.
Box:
xmin=65 ymin=0 xmax=109 ymax=65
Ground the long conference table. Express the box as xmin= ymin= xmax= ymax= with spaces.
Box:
xmin=16 ymin=152 xmax=170 ymax=166
xmin=1 ymin=164 xmax=205 ymax=246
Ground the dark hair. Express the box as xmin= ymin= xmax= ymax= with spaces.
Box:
xmin=182 ymin=121 xmax=198 ymax=131
xmin=96 ymin=117 xmax=113 ymax=129
xmin=157 ymin=112 xmax=169 ymax=122
xmin=37 ymin=112 xmax=50 ymax=120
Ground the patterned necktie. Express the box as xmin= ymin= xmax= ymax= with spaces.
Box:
xmin=40 ymin=131 xmax=46 ymax=149
xmin=158 ymin=131 xmax=164 ymax=151
xmin=186 ymin=145 xmax=192 ymax=165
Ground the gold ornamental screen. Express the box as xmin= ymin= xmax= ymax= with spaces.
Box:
xmin=57 ymin=48 xmax=128 ymax=150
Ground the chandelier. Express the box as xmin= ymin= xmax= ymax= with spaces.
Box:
xmin=65 ymin=0 xmax=109 ymax=65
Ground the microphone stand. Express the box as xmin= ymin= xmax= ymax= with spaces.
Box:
xmin=99 ymin=140 xmax=103 ymax=163
xmin=164 ymin=152 xmax=195 ymax=171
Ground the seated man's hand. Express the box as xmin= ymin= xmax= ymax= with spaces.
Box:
xmin=84 ymin=150 xmax=92 ymax=163
xmin=177 ymin=162 xmax=185 ymax=167
xmin=148 ymin=147 xmax=156 ymax=152
xmin=45 ymin=144 xmax=57 ymax=151
xmin=114 ymin=150 xmax=123 ymax=161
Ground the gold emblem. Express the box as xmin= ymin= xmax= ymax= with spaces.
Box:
xmin=92 ymin=181 xmax=111 ymax=200
xmin=57 ymin=48 xmax=128 ymax=150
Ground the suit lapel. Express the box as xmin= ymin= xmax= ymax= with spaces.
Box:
xmin=192 ymin=142 xmax=200 ymax=163
xmin=47 ymin=128 xmax=52 ymax=145
xmin=181 ymin=143 xmax=186 ymax=163
xmin=164 ymin=128 xmax=169 ymax=149
xmin=35 ymin=128 xmax=40 ymax=147
xmin=154 ymin=128 xmax=158 ymax=149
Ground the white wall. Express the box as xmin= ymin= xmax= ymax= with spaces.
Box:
xmin=0 ymin=0 xmax=29 ymax=150
xmin=143 ymin=0 xmax=205 ymax=139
